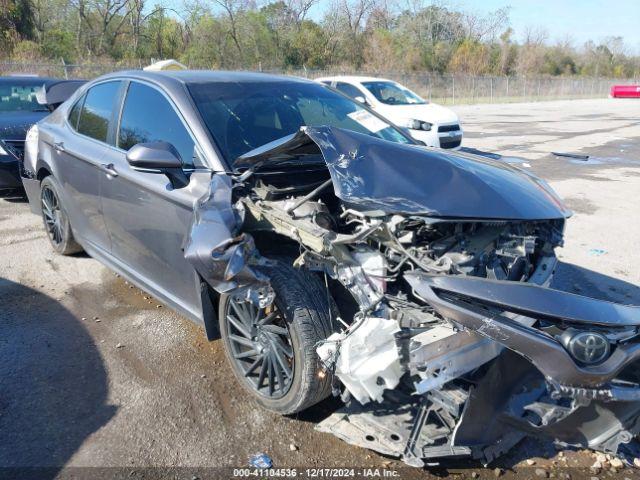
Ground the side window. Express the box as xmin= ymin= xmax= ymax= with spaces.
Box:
xmin=118 ymin=82 xmax=196 ymax=168
xmin=68 ymin=94 xmax=84 ymax=130
xmin=335 ymin=82 xmax=364 ymax=99
xmin=77 ymin=81 xmax=121 ymax=144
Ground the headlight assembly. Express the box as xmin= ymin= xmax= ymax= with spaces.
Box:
xmin=403 ymin=119 xmax=432 ymax=131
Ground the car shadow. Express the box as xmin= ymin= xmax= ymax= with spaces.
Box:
xmin=0 ymin=278 xmax=116 ymax=479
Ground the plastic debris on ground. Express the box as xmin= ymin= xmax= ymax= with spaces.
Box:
xmin=552 ymin=151 xmax=590 ymax=160
xmin=588 ymin=248 xmax=608 ymax=256
xmin=249 ymin=453 xmax=273 ymax=468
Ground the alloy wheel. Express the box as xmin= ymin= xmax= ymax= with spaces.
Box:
xmin=224 ymin=297 xmax=294 ymax=398
xmin=41 ymin=185 xmax=64 ymax=247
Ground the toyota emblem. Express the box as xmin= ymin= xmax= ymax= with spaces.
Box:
xmin=567 ymin=331 xmax=610 ymax=364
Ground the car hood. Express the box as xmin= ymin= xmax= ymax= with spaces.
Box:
xmin=235 ymin=126 xmax=571 ymax=220
xmin=377 ymin=103 xmax=459 ymax=125
xmin=0 ymin=111 xmax=48 ymax=139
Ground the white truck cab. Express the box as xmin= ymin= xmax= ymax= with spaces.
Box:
xmin=317 ymin=76 xmax=462 ymax=149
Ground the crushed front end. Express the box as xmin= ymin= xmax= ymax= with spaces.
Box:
xmin=195 ymin=126 xmax=640 ymax=466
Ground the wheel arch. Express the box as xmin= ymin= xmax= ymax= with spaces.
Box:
xmin=35 ymin=157 xmax=54 ymax=181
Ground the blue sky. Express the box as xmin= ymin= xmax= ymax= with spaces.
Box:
xmin=455 ymin=0 xmax=640 ymax=50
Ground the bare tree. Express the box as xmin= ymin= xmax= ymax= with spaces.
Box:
xmin=516 ymin=25 xmax=548 ymax=75
xmin=285 ymin=0 xmax=320 ymax=25
xmin=70 ymin=0 xmax=132 ymax=54
xmin=461 ymin=6 xmax=510 ymax=42
xmin=208 ymin=0 xmax=249 ymax=55
xmin=339 ymin=0 xmax=377 ymax=34
xmin=128 ymin=0 xmax=164 ymax=54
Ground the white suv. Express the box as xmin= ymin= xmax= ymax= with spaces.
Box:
xmin=317 ymin=76 xmax=462 ymax=149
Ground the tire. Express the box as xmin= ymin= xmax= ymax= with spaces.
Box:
xmin=219 ymin=259 xmax=335 ymax=414
xmin=40 ymin=176 xmax=83 ymax=255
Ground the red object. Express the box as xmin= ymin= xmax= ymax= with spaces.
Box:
xmin=610 ymin=85 xmax=640 ymax=98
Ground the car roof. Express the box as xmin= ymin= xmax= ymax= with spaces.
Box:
xmin=0 ymin=75 xmax=58 ymax=84
xmin=316 ymin=75 xmax=394 ymax=84
xmin=94 ymin=69 xmax=315 ymax=89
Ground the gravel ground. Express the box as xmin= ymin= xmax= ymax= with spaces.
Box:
xmin=1 ymin=98 xmax=640 ymax=480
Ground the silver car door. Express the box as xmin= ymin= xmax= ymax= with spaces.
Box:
xmin=52 ymin=80 xmax=122 ymax=253
xmin=99 ymin=80 xmax=210 ymax=322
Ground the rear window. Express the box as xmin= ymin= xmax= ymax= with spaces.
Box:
xmin=0 ymin=80 xmax=49 ymax=112
xmin=77 ymin=81 xmax=121 ymax=144
xmin=335 ymin=82 xmax=364 ymax=99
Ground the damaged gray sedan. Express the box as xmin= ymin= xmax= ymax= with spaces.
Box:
xmin=23 ymin=71 xmax=640 ymax=466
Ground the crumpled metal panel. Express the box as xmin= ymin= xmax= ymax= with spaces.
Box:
xmin=453 ymin=351 xmax=640 ymax=462
xmin=235 ymin=126 xmax=571 ymax=220
xmin=406 ymin=273 xmax=640 ymax=327
xmin=405 ymin=272 xmax=640 ymax=390
xmin=183 ymin=174 xmax=274 ymax=307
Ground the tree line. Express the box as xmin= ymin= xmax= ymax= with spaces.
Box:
xmin=1 ymin=0 xmax=639 ymax=77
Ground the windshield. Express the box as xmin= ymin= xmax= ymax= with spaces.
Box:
xmin=0 ymin=80 xmax=48 ymax=112
xmin=361 ymin=81 xmax=426 ymax=106
xmin=188 ymin=80 xmax=412 ymax=162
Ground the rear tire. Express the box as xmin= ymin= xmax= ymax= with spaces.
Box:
xmin=40 ymin=176 xmax=82 ymax=255
xmin=219 ymin=259 xmax=335 ymax=414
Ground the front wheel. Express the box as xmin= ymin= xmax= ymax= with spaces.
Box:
xmin=40 ymin=176 xmax=82 ymax=255
xmin=219 ymin=260 xmax=335 ymax=414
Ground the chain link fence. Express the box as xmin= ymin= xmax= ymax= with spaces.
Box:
xmin=1 ymin=60 xmax=634 ymax=105
xmin=0 ymin=60 xmax=141 ymax=80
xmin=289 ymin=69 xmax=633 ymax=104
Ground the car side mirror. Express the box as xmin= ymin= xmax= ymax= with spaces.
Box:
xmin=126 ymin=141 xmax=189 ymax=189
xmin=354 ymin=95 xmax=368 ymax=105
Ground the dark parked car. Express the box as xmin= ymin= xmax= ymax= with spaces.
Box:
xmin=22 ymin=70 xmax=640 ymax=466
xmin=0 ymin=76 xmax=84 ymax=191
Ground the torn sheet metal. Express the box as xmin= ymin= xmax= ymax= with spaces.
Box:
xmin=318 ymin=269 xmax=640 ymax=465
xmin=406 ymin=273 xmax=640 ymax=327
xmin=317 ymin=316 xmax=402 ymax=404
xmin=183 ymin=174 xmax=274 ymax=307
xmin=317 ymin=387 xmax=471 ymax=467
xmin=408 ymin=326 xmax=502 ymax=395
xmin=453 ymin=351 xmax=640 ymax=462
xmin=405 ymin=272 xmax=640 ymax=391
xmin=235 ymin=126 xmax=571 ymax=220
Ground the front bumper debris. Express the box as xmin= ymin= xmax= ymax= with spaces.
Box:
xmin=405 ymin=273 xmax=640 ymax=394
xmin=317 ymin=272 xmax=640 ymax=466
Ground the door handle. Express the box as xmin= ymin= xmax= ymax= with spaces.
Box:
xmin=100 ymin=163 xmax=118 ymax=177
xmin=53 ymin=141 xmax=65 ymax=153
